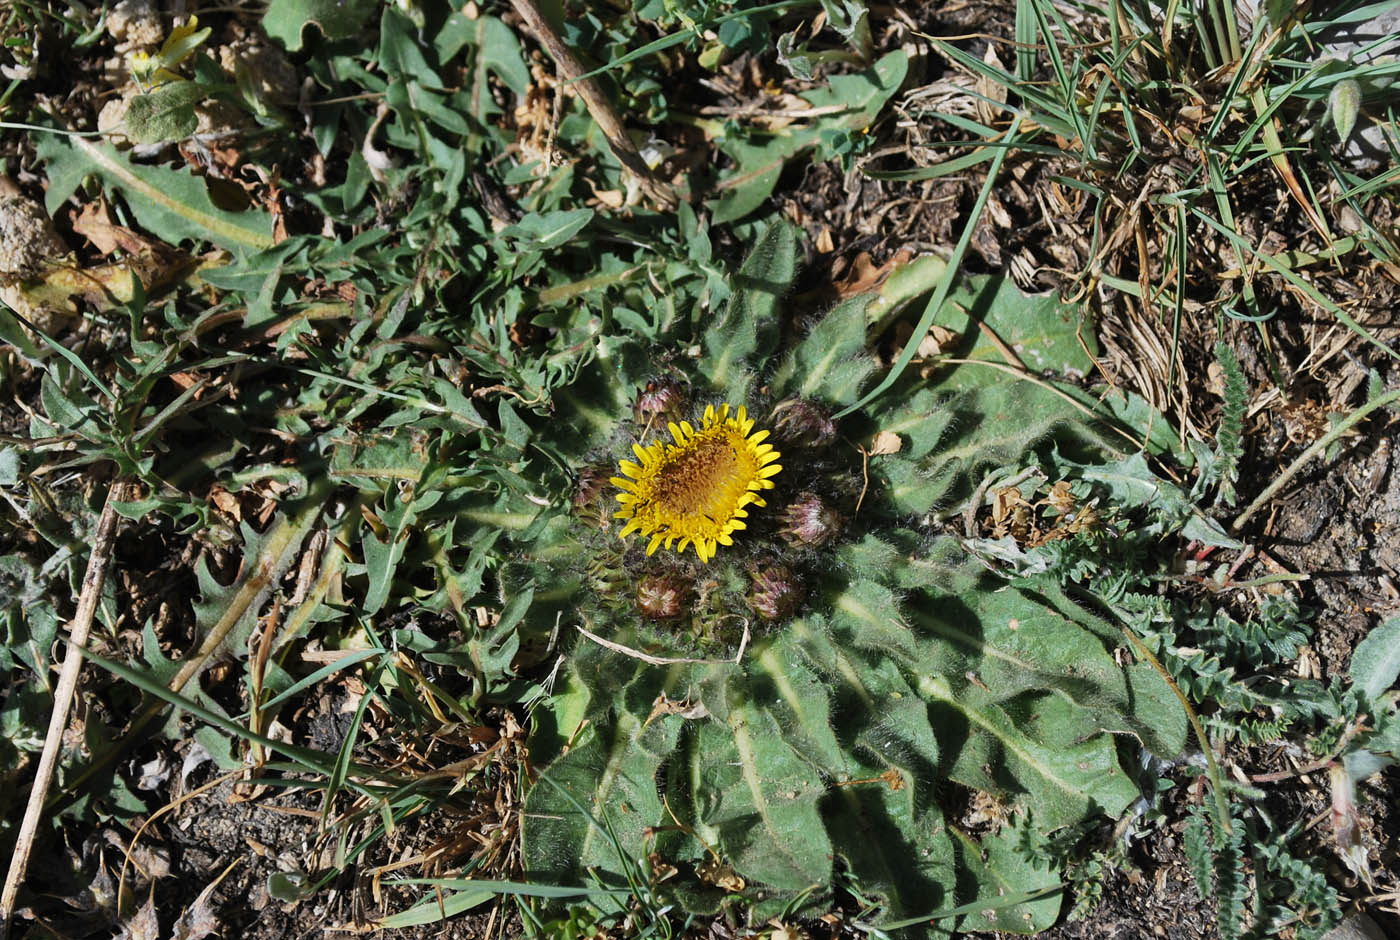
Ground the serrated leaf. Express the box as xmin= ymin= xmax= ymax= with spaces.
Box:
xmin=36 ymin=136 xmax=274 ymax=256
xmin=361 ymin=488 xmax=442 ymax=616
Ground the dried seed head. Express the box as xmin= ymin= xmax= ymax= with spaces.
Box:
xmin=771 ymin=397 xmax=837 ymax=448
xmin=747 ymin=562 xmax=803 ymax=622
xmin=781 ymin=492 xmax=843 ymax=547
xmin=636 ymin=572 xmax=691 ymax=620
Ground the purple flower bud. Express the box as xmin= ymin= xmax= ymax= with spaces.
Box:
xmin=635 ymin=380 xmax=686 ymax=423
xmin=771 ymin=398 xmax=837 ymax=448
xmin=748 ymin=563 xmax=803 ymax=622
xmin=573 ymin=464 xmax=611 ymax=507
xmin=781 ymin=492 xmax=843 ymax=547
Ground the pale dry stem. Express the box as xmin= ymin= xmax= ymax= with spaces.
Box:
xmin=0 ymin=479 xmax=132 ymax=939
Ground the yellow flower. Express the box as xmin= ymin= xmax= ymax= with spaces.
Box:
xmin=611 ymin=404 xmax=782 ymax=562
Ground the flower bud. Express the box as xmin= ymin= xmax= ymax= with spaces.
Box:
xmin=747 ymin=563 xmax=803 ymax=622
xmin=637 ymin=572 xmax=691 ymax=620
xmin=573 ymin=464 xmax=611 ymax=507
xmin=781 ymin=492 xmax=843 ymax=547
xmin=771 ymin=398 xmax=837 ymax=448
xmin=634 ymin=380 xmax=685 ymax=424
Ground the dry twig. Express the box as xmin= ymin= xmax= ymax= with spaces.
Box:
xmin=508 ymin=0 xmax=679 ymax=211
xmin=0 ymin=479 xmax=132 ymax=939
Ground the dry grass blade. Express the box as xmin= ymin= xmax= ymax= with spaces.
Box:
xmin=0 ymin=479 xmax=132 ymax=940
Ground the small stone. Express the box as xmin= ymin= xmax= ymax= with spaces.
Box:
xmin=107 ymin=0 xmax=163 ymax=49
xmin=217 ymin=36 xmax=298 ymax=105
xmin=1320 ymin=913 xmax=1387 ymax=940
xmin=0 ymin=195 xmax=66 ymax=282
xmin=97 ymin=94 xmax=133 ymax=145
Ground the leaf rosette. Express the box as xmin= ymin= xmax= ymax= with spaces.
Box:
xmin=516 ymin=223 xmax=1188 ymax=935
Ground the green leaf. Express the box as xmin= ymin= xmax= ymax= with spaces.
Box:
xmin=693 ymin=692 xmax=833 ymax=891
xmin=699 ymin=220 xmax=797 ymax=403
xmin=501 ymin=209 xmax=596 ymax=251
xmin=521 ymin=663 xmax=687 ymax=885
xmin=263 ymin=0 xmax=377 ymax=51
xmin=124 ymin=80 xmax=205 ymax=144
xmin=1351 ymin=616 xmax=1400 ymax=701
xmin=439 ymin=13 xmax=530 ymax=134
xmin=918 ymin=671 xmax=1140 ymax=830
xmin=361 ymin=488 xmax=442 ymax=616
xmin=0 ymin=448 xmax=18 ymax=486
xmin=920 ymin=274 xmax=1097 ymax=392
xmin=772 ymin=294 xmax=875 ymax=406
xmin=1329 ymin=77 xmax=1361 ymax=143
xmin=952 ymin=826 xmax=1062 ymax=933
xmin=872 ymin=380 xmax=1107 ymax=511
xmin=36 ymin=136 xmax=274 ymax=256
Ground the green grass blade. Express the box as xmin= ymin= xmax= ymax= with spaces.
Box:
xmin=1187 ymin=207 xmax=1400 ymax=361
xmin=835 ymin=113 xmax=1024 ymax=418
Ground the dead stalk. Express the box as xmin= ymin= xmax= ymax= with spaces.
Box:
xmin=0 ymin=479 xmax=132 ymax=939
xmin=508 ymin=0 xmax=678 ymax=211
xmin=1232 ymin=387 xmax=1400 ymax=532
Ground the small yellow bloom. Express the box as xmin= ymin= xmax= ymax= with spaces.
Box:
xmin=128 ymin=15 xmax=210 ymax=89
xmin=611 ymin=404 xmax=782 ymax=562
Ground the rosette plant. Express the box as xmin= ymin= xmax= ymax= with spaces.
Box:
xmin=502 ymin=223 xmax=1188 ymax=934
